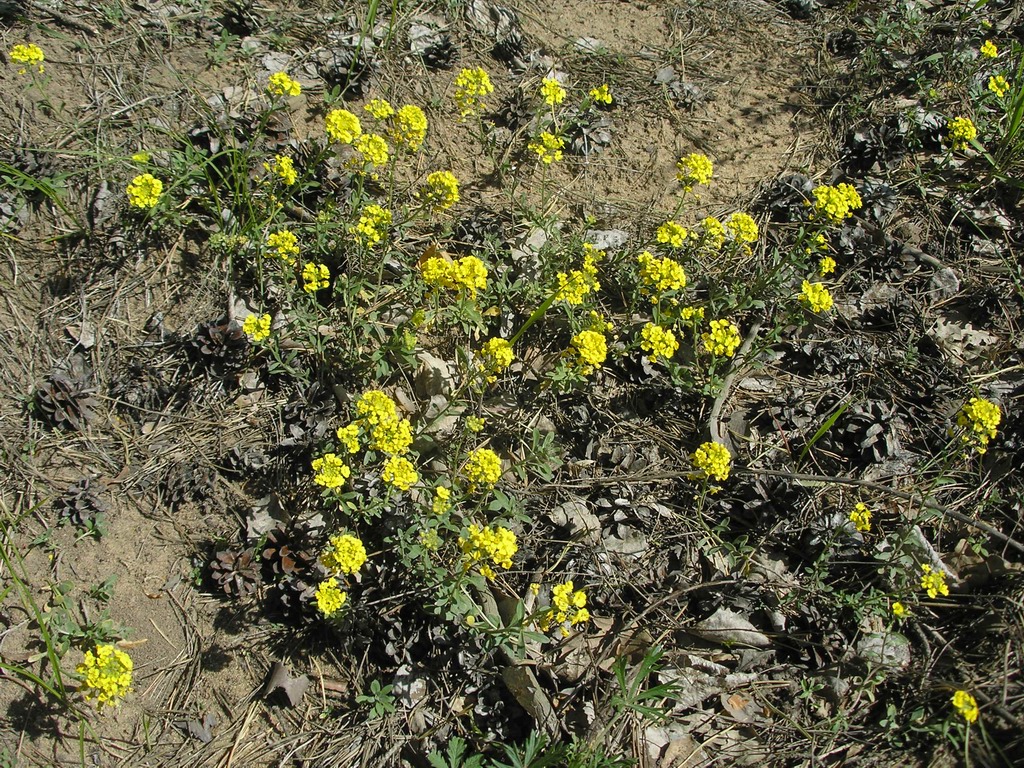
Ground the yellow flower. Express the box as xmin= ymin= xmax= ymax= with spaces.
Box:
xmin=336 ymin=423 xmax=360 ymax=454
xmin=656 ymin=221 xmax=688 ymax=249
xmin=76 ymin=644 xmax=132 ymax=707
xmin=453 ymin=67 xmax=494 ymax=117
xmin=431 ymin=486 xmax=452 ymax=515
xmin=700 ymin=216 xmax=726 ymax=249
xmin=956 ymin=396 xmax=1001 ymax=454
xmin=463 ymin=448 xmax=502 ymax=490
xmin=555 ymin=248 xmax=600 ymax=304
xmin=810 ymin=183 xmax=862 ymax=224
xmin=640 ymin=323 xmax=678 ymax=364
xmin=459 ymin=523 xmax=517 ymax=577
xmin=726 ymin=212 xmax=759 ymax=246
xmin=326 ymin=109 xmax=362 ymax=144
xmin=571 ymin=330 xmax=607 ymax=374
xmin=321 ymin=533 xmax=367 ymax=575
xmin=692 ymin=441 xmax=731 ymax=482
xmin=265 ymin=154 xmax=298 ymax=185
xmin=529 ymin=132 xmax=564 ymax=164
xmin=891 ymin=601 xmax=908 ymax=619
xmin=391 ymin=104 xmax=428 ymax=151
xmin=819 ymin=256 xmax=837 ymax=276
xmin=302 ymin=262 xmax=330 ymax=293
xmin=980 ymin=40 xmax=998 ymax=59
xmin=676 ymin=153 xmax=713 ymax=193
xmin=947 ymin=116 xmax=977 ymax=151
xmin=952 ymin=690 xmax=979 ymax=724
xmin=382 ymin=455 xmax=419 ymax=491
xmin=989 ymin=75 xmax=1009 ymax=98
xmin=364 ymin=97 xmax=394 ymax=119
xmin=849 ymin=502 xmax=871 ymax=533
xmin=540 ymin=76 xmax=566 ymax=106
xmin=478 ymin=337 xmax=514 ymax=382
xmin=589 ymin=83 xmax=613 ymax=105
xmin=266 ymin=229 xmax=299 ymax=263
xmin=539 ymin=580 xmax=590 ymax=635
xmin=131 ymin=151 xmax=150 ymax=163
xmin=450 ymin=255 xmax=488 ymax=298
xmin=349 ymin=203 xmax=392 ymax=247
xmin=800 ymin=280 xmax=834 ymax=313
xmin=681 ymin=305 xmax=704 ymax=323
xmin=9 ymin=43 xmax=44 ymax=75
xmin=243 ymin=313 xmax=271 ymax=342
xmin=368 ymin=416 xmax=413 ymax=455
xmin=702 ymin=318 xmax=741 ymax=357
xmin=349 ymin=132 xmax=390 ymax=173
xmin=466 ymin=416 xmax=486 ymax=433
xmin=419 ymin=170 xmax=460 ymax=212
xmin=356 ymin=390 xmax=398 ymax=425
xmin=920 ymin=564 xmax=949 ymax=599
xmin=267 ymin=71 xmax=301 ymax=97
xmin=637 ymin=251 xmax=686 ymax=296
xmin=126 ymin=173 xmax=163 ymax=209
xmin=314 ymin=578 xmax=347 ymax=617
xmin=312 ymin=453 xmax=350 ymax=489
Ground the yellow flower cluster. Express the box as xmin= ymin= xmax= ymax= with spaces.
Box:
xmin=315 ymin=578 xmax=347 ymax=617
xmin=302 ymin=262 xmax=330 ymax=293
xmin=956 ymin=396 xmax=1001 ymax=454
xmin=463 ymin=447 xmax=502 ymax=490
xmin=466 ymin=416 xmax=486 ymax=433
xmin=539 ymin=580 xmax=590 ymax=636
xmin=681 ymin=305 xmax=704 ymax=323
xmin=952 ymin=690 xmax=979 ymax=724
xmin=391 ymin=104 xmax=428 ymax=151
xmin=571 ymin=330 xmax=607 ymax=374
xmin=365 ymin=98 xmax=394 ymax=119
xmin=265 ymin=154 xmax=297 ymax=185
xmin=420 ymin=255 xmax=488 ymax=299
xmin=459 ymin=523 xmax=517 ymax=579
xmin=126 ymin=173 xmax=163 ymax=209
xmin=637 ymin=251 xmax=686 ymax=296
xmin=555 ymin=247 xmax=601 ymax=305
xmin=980 ymin=39 xmax=998 ymax=59
xmin=326 ymin=108 xmax=362 ymax=144
xmin=676 ymin=153 xmax=713 ymax=193
xmin=349 ymin=203 xmax=392 ymax=247
xmin=10 ymin=43 xmax=44 ymax=74
xmin=321 ymin=533 xmax=367 ymax=575
xmin=478 ymin=338 xmax=514 ymax=382
xmin=432 ymin=486 xmax=452 ymax=515
xmin=810 ymin=183 xmax=862 ymax=224
xmin=267 ymin=71 xmax=301 ymax=97
xmin=355 ymin=390 xmax=413 ymax=455
xmin=891 ymin=601 xmax=907 ymax=618
xmin=590 ymin=83 xmax=613 ymax=105
xmin=76 ymin=644 xmax=132 ymax=707
xmin=350 ymin=132 xmax=390 ymax=173
xmin=701 ymin=216 xmax=726 ymax=249
xmin=640 ymin=323 xmax=678 ymax=364
xmin=702 ymin=318 xmax=741 ymax=357
xmin=336 ymin=423 xmax=360 ymax=454
xmin=800 ymin=280 xmax=834 ymax=313
xmin=312 ymin=453 xmax=350 ymax=489
xmin=849 ymin=502 xmax=871 ymax=533
xmin=419 ymin=170 xmax=460 ymax=212
xmin=692 ymin=441 xmax=731 ymax=482
xmin=656 ymin=221 xmax=688 ymax=249
xmin=947 ymin=116 xmax=977 ymax=151
xmin=243 ymin=313 xmax=271 ymax=342
xmin=819 ymin=255 xmax=837 ymax=276
xmin=726 ymin=212 xmax=758 ymax=246
xmin=989 ymin=75 xmax=1009 ymax=98
xmin=920 ymin=564 xmax=949 ymax=599
xmin=453 ymin=67 xmax=494 ymax=117
xmin=529 ymin=132 xmax=564 ymax=164
xmin=382 ymin=455 xmax=419 ymax=491
xmin=267 ymin=229 xmax=299 ymax=263
xmin=540 ymin=76 xmax=566 ymax=105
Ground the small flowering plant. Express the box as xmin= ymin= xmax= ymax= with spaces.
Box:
xmin=951 ymin=690 xmax=979 ymax=724
xmin=9 ymin=43 xmax=45 ymax=75
xmin=76 ymin=644 xmax=133 ymax=707
xmin=126 ymin=173 xmax=163 ymax=210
